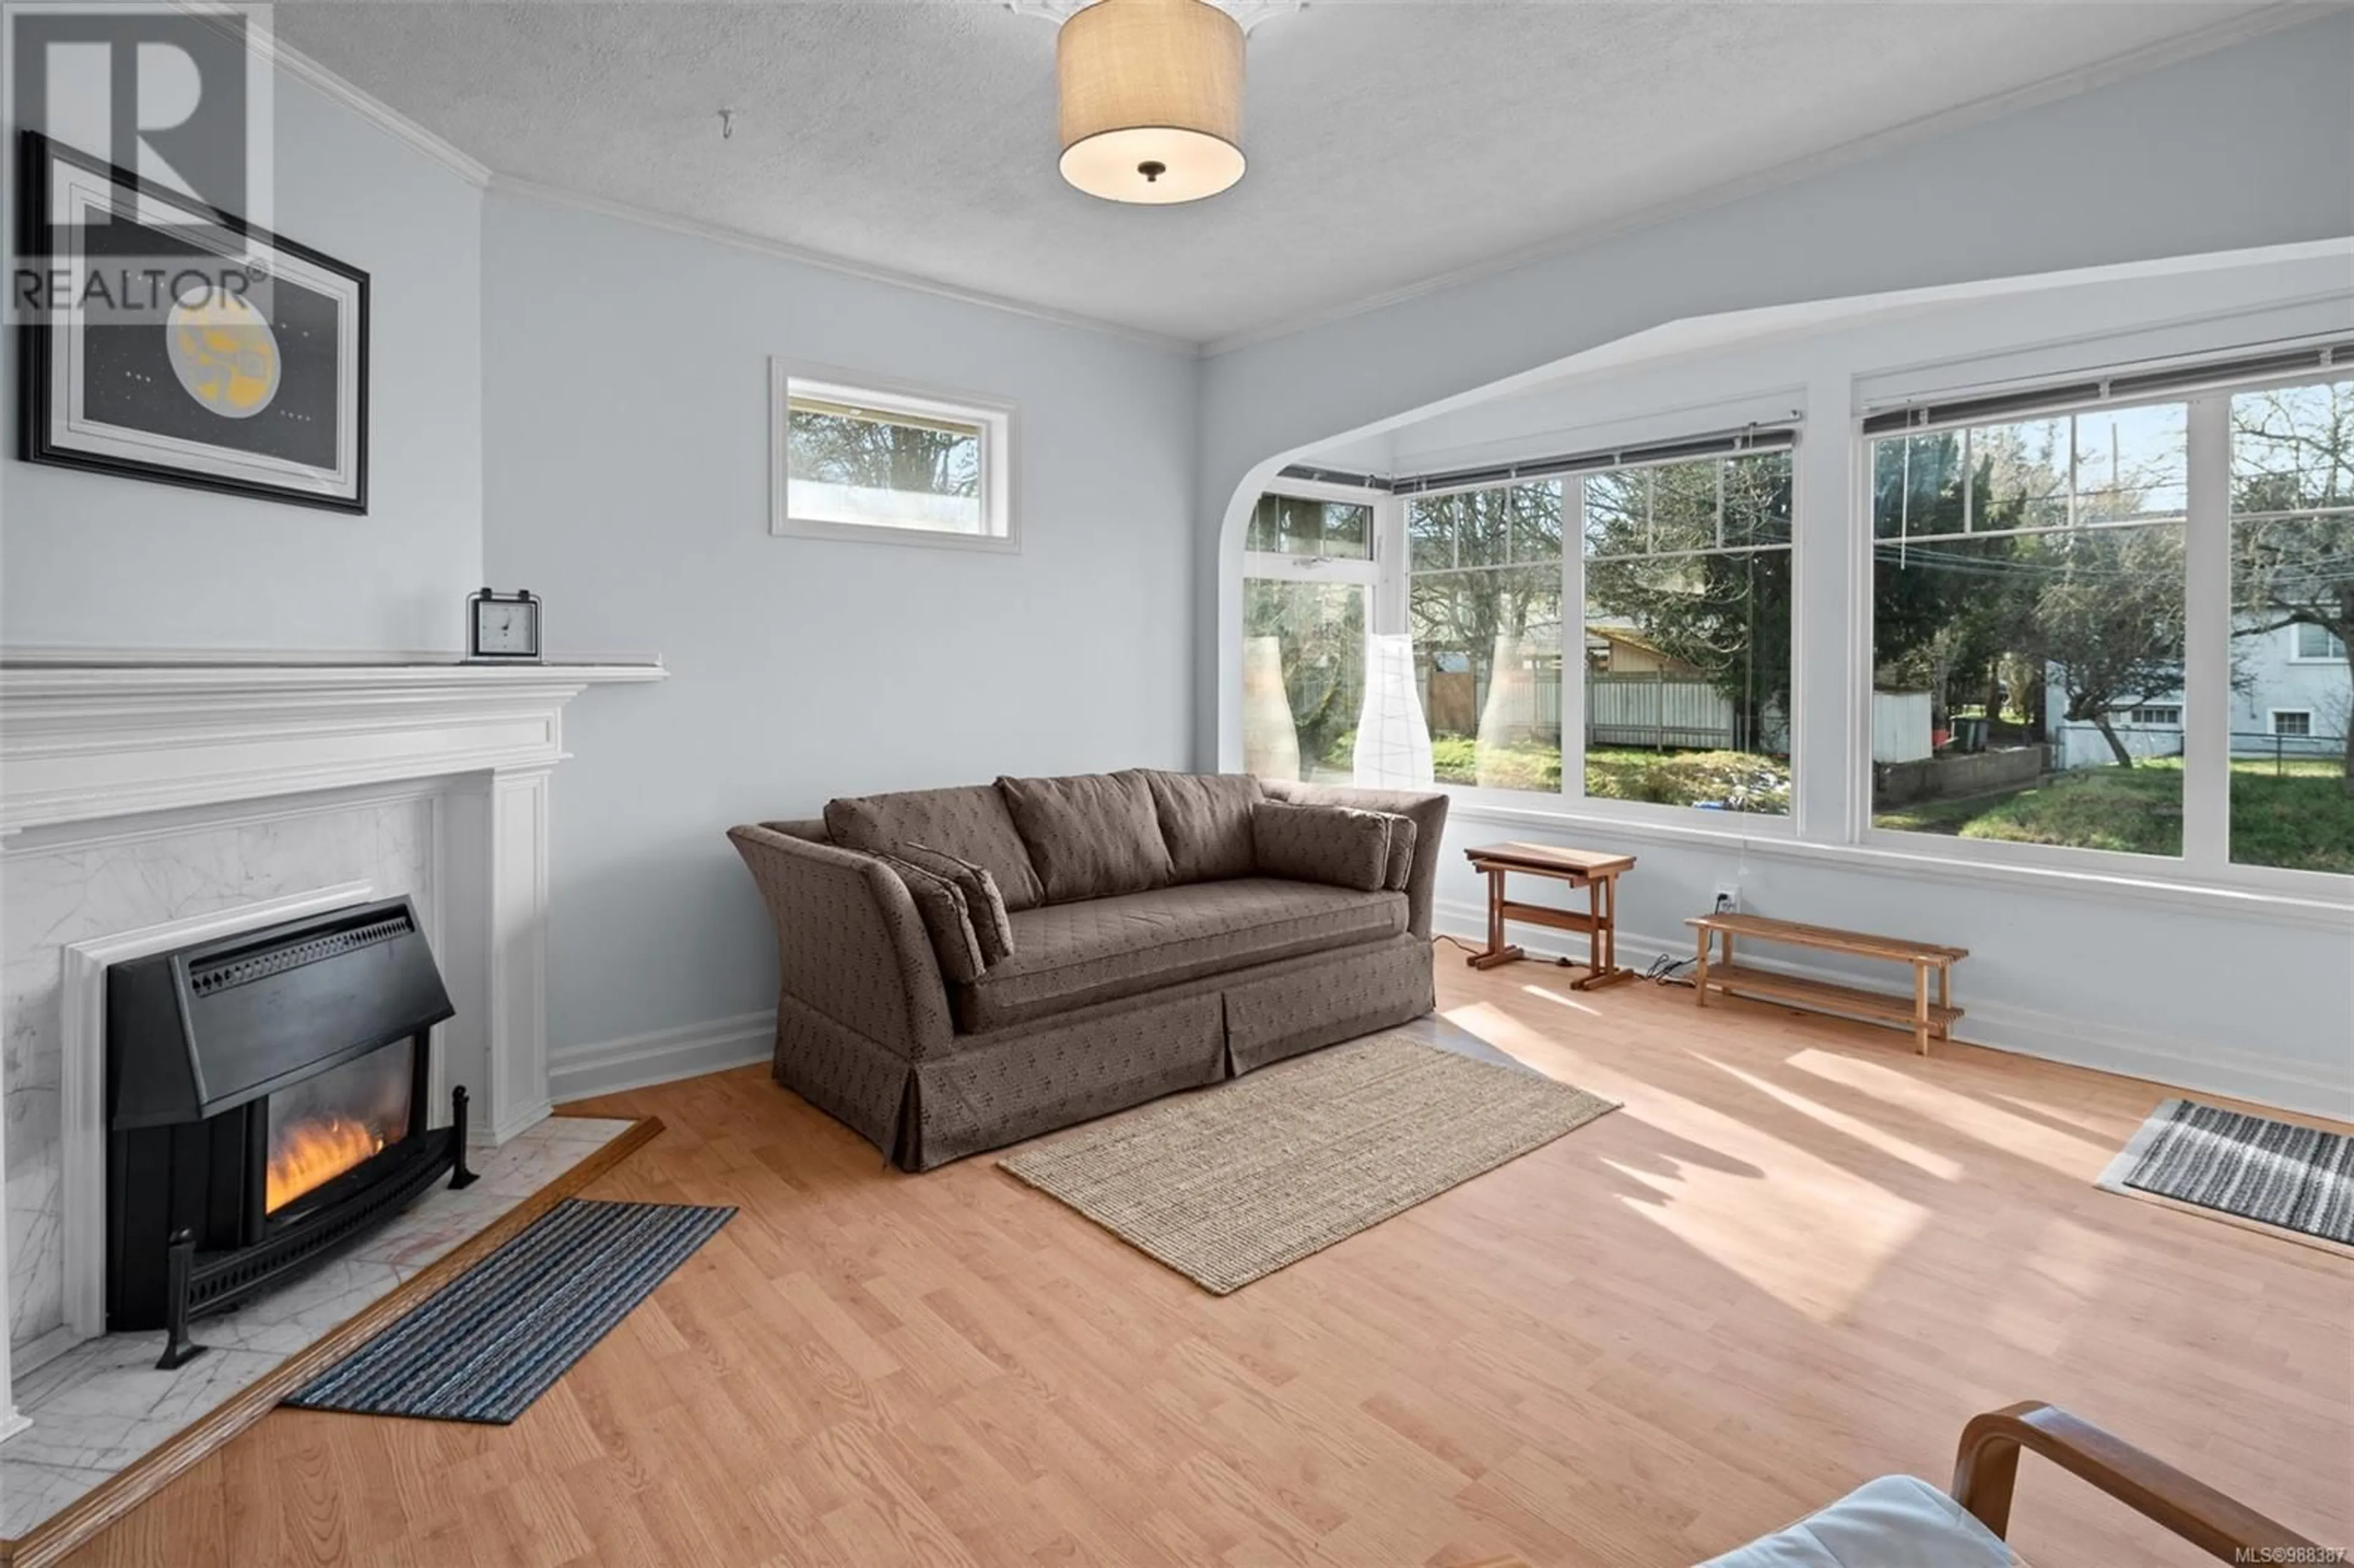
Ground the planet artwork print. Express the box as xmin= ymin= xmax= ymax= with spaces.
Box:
xmin=77 ymin=212 xmax=341 ymax=470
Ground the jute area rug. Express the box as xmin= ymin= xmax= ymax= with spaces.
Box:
xmin=999 ymin=1032 xmax=1618 ymax=1294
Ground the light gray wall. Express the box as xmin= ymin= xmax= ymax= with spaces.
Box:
xmin=480 ymin=192 xmax=1198 ymax=1056
xmin=0 ymin=74 xmax=486 ymax=653
xmin=1195 ymin=9 xmax=2354 ymax=759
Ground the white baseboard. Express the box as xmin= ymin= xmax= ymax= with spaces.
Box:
xmin=548 ymin=1011 xmax=775 ymax=1103
xmin=1433 ymin=899 xmax=2354 ymax=1122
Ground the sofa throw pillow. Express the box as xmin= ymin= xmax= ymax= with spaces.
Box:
xmin=823 ymin=785 xmax=1045 ymax=911
xmin=1141 ymin=770 xmax=1262 ymax=883
xmin=1381 ymin=812 xmax=1419 ymax=892
xmin=1251 ymin=799 xmax=1395 ymax=892
xmin=898 ymin=842 xmax=1014 ymax=965
xmin=996 ymin=772 xmax=1175 ymax=904
xmin=878 ymin=854 xmax=986 ymax=984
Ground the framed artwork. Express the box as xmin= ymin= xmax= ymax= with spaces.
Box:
xmin=17 ymin=131 xmax=368 ymax=512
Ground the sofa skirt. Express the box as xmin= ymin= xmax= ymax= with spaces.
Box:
xmin=769 ymin=933 xmax=1435 ymax=1171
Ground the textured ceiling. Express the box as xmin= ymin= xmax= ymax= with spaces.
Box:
xmin=273 ymin=1 xmax=2280 ymax=347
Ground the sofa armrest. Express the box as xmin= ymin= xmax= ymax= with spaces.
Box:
xmin=727 ymin=825 xmax=955 ymax=1060
xmin=1259 ymin=781 xmax=1450 ymax=938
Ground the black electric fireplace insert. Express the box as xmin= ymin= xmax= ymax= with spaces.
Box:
xmin=106 ymin=896 xmax=475 ymax=1368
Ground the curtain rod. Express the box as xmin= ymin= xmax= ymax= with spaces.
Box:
xmin=1861 ymin=339 xmax=2350 ymax=436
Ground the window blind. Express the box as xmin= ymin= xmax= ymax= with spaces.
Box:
xmin=1860 ymin=339 xmax=2352 ymax=436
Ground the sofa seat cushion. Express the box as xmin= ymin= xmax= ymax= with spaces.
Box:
xmin=955 ymin=878 xmax=1408 ymax=1033
xmin=824 ymin=784 xmax=1046 ymax=911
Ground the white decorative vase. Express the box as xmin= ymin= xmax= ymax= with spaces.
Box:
xmin=1352 ymin=633 xmax=1433 ymax=788
xmin=1241 ymin=636 xmax=1301 ymax=780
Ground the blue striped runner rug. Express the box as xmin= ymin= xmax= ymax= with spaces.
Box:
xmin=286 ymin=1198 xmax=734 ymax=1423
xmin=2096 ymin=1098 xmax=2352 ymax=1250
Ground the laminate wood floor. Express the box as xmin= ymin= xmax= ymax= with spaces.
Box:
xmin=59 ymin=959 xmax=2353 ymax=1566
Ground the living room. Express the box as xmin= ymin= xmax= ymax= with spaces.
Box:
xmin=0 ymin=2 xmax=2347 ymax=1564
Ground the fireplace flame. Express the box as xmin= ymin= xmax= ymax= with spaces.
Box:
xmin=267 ymin=1115 xmax=386 ymax=1212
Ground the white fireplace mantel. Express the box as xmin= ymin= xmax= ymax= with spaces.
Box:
xmin=0 ymin=657 xmax=665 ymax=1433
xmin=0 ymin=660 xmax=666 ymax=834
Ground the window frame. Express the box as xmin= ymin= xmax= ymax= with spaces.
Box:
xmin=2270 ymin=709 xmax=2314 ymax=737
xmin=1400 ymin=444 xmax=1800 ymax=830
xmin=2290 ymin=622 xmax=2348 ymax=663
xmin=1856 ymin=367 xmax=2353 ymax=894
xmin=769 ymin=360 xmax=1018 ymax=554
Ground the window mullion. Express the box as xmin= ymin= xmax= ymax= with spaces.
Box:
xmin=1563 ymin=480 xmax=1586 ymax=804
xmin=2182 ymin=394 xmax=2232 ymax=875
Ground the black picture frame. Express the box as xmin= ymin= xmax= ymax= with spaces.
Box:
xmin=16 ymin=129 xmax=370 ymax=513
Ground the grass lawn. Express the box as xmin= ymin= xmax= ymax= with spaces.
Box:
xmin=1426 ymin=737 xmax=1792 ymax=814
xmin=1872 ymin=756 xmax=2354 ymax=872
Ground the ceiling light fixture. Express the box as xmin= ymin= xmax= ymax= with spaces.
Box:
xmin=1056 ymin=0 xmax=1246 ymax=205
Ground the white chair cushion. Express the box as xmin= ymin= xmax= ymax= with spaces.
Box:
xmin=1697 ymin=1475 xmax=2022 ymax=1568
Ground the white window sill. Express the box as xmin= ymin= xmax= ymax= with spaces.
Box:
xmin=769 ymin=516 xmax=1019 ymax=554
xmin=1442 ymin=793 xmax=2354 ymax=930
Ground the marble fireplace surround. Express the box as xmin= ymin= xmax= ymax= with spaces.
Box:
xmin=0 ymin=658 xmax=665 ymax=1435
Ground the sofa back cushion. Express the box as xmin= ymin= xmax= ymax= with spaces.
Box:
xmin=1251 ymin=799 xmax=1395 ymax=892
xmin=1141 ymin=771 xmax=1262 ymax=883
xmin=823 ymin=785 xmax=1046 ymax=911
xmin=997 ymin=771 xmax=1174 ymax=903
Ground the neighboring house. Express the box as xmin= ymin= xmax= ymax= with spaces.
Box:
xmin=2051 ymin=620 xmax=2348 ymax=769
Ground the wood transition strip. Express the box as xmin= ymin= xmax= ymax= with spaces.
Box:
xmin=0 ymin=1114 xmax=666 ymax=1568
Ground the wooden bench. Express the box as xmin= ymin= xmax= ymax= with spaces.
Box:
xmin=1685 ymin=912 xmax=1967 ymax=1054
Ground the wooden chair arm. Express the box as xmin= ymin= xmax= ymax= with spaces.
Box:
xmin=1951 ymin=1401 xmax=2320 ymax=1562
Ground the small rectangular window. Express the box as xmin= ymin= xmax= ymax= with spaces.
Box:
xmin=2293 ymin=622 xmax=2348 ymax=661
xmin=771 ymin=365 xmax=1015 ymax=550
xmin=2128 ymin=706 xmax=2182 ymax=728
xmin=2272 ymin=710 xmax=2313 ymax=737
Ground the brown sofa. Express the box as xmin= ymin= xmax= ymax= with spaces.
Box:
xmin=728 ymin=771 xmax=1448 ymax=1170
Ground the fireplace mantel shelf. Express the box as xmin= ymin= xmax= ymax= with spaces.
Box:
xmin=0 ymin=658 xmax=666 ymax=835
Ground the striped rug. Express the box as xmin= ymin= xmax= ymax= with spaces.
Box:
xmin=2097 ymin=1098 xmax=2353 ymax=1250
xmin=287 ymin=1198 xmax=733 ymax=1423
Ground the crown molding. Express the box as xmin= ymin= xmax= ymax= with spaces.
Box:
xmin=1200 ymin=1 xmax=2337 ymax=357
xmin=487 ymin=173 xmax=1199 ymax=356
xmin=169 ymin=1 xmax=493 ymax=189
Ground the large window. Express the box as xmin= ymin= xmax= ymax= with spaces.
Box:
xmin=2230 ymin=378 xmax=2352 ymax=873
xmin=1869 ymin=405 xmax=2188 ymax=854
xmin=1583 ymin=451 xmax=1793 ymax=815
xmin=771 ymin=365 xmax=1015 ymax=549
xmin=1867 ymin=373 xmax=2352 ymax=877
xmin=1243 ymin=492 xmax=1379 ymax=782
xmin=1407 ymin=483 xmax=1564 ymax=792
xmin=1399 ymin=446 xmax=1795 ymax=812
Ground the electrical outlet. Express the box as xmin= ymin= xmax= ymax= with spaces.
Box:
xmin=1713 ymin=884 xmax=1740 ymax=914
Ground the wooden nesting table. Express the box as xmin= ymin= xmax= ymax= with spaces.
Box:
xmin=1462 ymin=841 xmax=1638 ymax=989
xmin=1686 ymin=912 xmax=1968 ymax=1054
